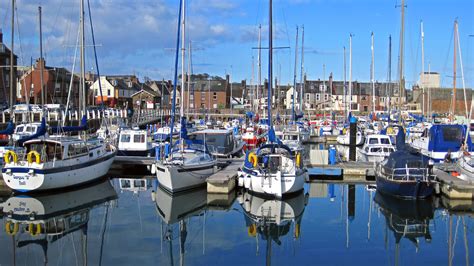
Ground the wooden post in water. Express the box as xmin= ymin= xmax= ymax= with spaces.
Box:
xmin=349 ymin=117 xmax=357 ymax=161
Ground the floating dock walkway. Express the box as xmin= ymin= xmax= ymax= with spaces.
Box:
xmin=206 ymin=158 xmax=243 ymax=194
xmin=434 ymin=164 xmax=474 ymax=200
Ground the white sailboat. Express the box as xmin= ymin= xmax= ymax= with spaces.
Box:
xmin=237 ymin=0 xmax=306 ymax=198
xmin=2 ymin=0 xmax=116 ymax=192
xmin=155 ymin=0 xmax=216 ymax=193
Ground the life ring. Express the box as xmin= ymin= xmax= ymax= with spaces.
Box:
xmin=28 ymin=223 xmax=42 ymax=236
xmin=27 ymin=151 xmax=41 ymax=164
xmin=248 ymin=152 xmax=258 ymax=167
xmin=296 ymin=153 xmax=301 ymax=167
xmin=248 ymin=224 xmax=257 ymax=237
xmin=4 ymin=150 xmax=18 ymax=164
xmin=5 ymin=221 xmax=19 ymax=236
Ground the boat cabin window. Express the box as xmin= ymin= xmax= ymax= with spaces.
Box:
xmin=133 ymin=134 xmax=146 ymax=143
xmin=15 ymin=126 xmax=24 ymax=133
xmin=369 ymin=138 xmax=379 ymax=144
xmin=380 ymin=138 xmax=390 ymax=144
xmin=26 ymin=126 xmax=36 ymax=133
xmin=470 ymin=123 xmax=474 ymax=131
xmin=421 ymin=129 xmax=429 ymax=138
xmin=68 ymin=142 xmax=88 ymax=157
xmin=26 ymin=142 xmax=63 ymax=161
xmin=120 ymin=134 xmax=131 ymax=143
xmin=442 ymin=127 xmax=463 ymax=142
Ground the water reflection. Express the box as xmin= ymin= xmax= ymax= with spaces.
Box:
xmin=237 ymin=191 xmax=309 ymax=265
xmin=152 ymin=186 xmax=207 ymax=266
xmin=2 ymin=180 xmax=117 ymax=265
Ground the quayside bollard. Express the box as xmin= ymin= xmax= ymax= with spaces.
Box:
xmin=349 ymin=116 xmax=357 ymax=161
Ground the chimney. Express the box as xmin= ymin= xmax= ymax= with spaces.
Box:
xmin=35 ymin=57 xmax=46 ymax=70
xmin=0 ymin=28 xmax=3 ymax=43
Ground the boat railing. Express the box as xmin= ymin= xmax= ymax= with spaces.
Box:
xmin=381 ymin=165 xmax=434 ymax=182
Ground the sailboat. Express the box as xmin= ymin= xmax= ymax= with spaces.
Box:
xmin=2 ymin=0 xmax=116 ymax=192
xmin=155 ymin=0 xmax=216 ymax=194
xmin=238 ymin=190 xmax=308 ymax=265
xmin=237 ymin=0 xmax=306 ymax=198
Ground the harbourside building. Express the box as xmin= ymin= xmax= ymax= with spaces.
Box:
xmin=90 ymin=75 xmax=142 ymax=108
xmin=17 ymin=58 xmax=80 ymax=107
xmin=0 ymin=29 xmax=18 ymax=107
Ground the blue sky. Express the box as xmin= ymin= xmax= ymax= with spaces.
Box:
xmin=1 ymin=0 xmax=473 ymax=88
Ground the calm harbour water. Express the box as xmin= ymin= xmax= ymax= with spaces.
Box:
xmin=0 ymin=178 xmax=473 ymax=266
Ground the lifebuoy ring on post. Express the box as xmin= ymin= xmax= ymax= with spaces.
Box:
xmin=296 ymin=153 xmax=301 ymax=167
xmin=28 ymin=223 xmax=42 ymax=236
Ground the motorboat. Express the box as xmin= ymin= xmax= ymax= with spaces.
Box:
xmin=189 ymin=129 xmax=244 ymax=158
xmin=118 ymin=127 xmax=155 ymax=156
xmin=456 ymin=151 xmax=474 ymax=182
xmin=357 ymin=134 xmax=396 ymax=163
xmin=336 ymin=130 xmax=364 ymax=146
xmin=375 ymin=149 xmax=437 ymax=199
xmin=2 ymin=136 xmax=116 ymax=192
xmin=238 ymin=190 xmax=308 ymax=265
xmin=409 ymin=124 xmax=473 ymax=162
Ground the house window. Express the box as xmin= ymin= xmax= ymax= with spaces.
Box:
xmin=213 ymin=92 xmax=217 ymax=100
xmin=306 ymin=94 xmax=310 ymax=101
xmin=112 ymin=80 xmax=118 ymax=86
xmin=201 ymin=92 xmax=205 ymax=102
xmin=316 ymin=94 xmax=320 ymax=101
xmin=107 ymin=89 xmax=111 ymax=96
xmin=324 ymin=94 xmax=329 ymax=101
xmin=190 ymin=94 xmax=194 ymax=100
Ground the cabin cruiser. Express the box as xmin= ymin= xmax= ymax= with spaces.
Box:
xmin=375 ymin=149 xmax=437 ymax=199
xmin=118 ymin=127 xmax=155 ymax=156
xmin=155 ymin=137 xmax=216 ymax=193
xmin=409 ymin=124 xmax=473 ymax=162
xmin=357 ymin=134 xmax=396 ymax=163
xmin=189 ymin=129 xmax=244 ymax=158
xmin=336 ymin=130 xmax=364 ymax=146
xmin=12 ymin=122 xmax=48 ymax=142
xmin=2 ymin=136 xmax=116 ymax=192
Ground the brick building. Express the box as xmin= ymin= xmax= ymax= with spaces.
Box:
xmin=0 ymin=30 xmax=18 ymax=106
xmin=18 ymin=58 xmax=80 ymax=106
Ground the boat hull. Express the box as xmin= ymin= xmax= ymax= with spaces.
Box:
xmin=156 ymin=161 xmax=215 ymax=193
xmin=240 ymin=167 xmax=306 ymax=198
xmin=2 ymin=151 xmax=116 ymax=193
xmin=375 ymin=175 xmax=434 ymax=199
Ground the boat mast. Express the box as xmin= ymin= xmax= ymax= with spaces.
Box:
xmin=349 ymin=34 xmax=353 ymax=118
xmin=168 ymin=0 xmax=183 ymax=151
xmin=80 ymin=0 xmax=86 ymax=117
xmin=398 ymin=0 xmax=405 ymax=117
xmin=371 ymin=32 xmax=375 ymax=118
xmin=187 ymin=41 xmax=191 ymax=119
xmin=9 ymin=0 xmax=14 ymax=117
xmin=300 ymin=26 xmax=305 ymax=113
xmin=323 ymin=64 xmax=326 ymax=118
xmin=387 ymin=35 xmax=392 ymax=120
xmin=420 ymin=20 xmax=425 ymax=118
xmin=452 ymin=20 xmax=457 ymax=121
xmin=343 ymin=46 xmax=346 ymax=120
xmin=268 ymin=0 xmax=273 ymax=129
xmin=292 ymin=26 xmax=298 ymax=121
xmin=456 ymin=21 xmax=468 ymax=118
xmin=39 ymin=6 xmax=45 ymax=107
xmin=181 ymin=0 xmax=186 ymax=120
xmin=257 ymin=24 xmax=262 ymax=114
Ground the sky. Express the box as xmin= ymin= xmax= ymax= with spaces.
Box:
xmin=1 ymin=0 xmax=473 ymax=89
